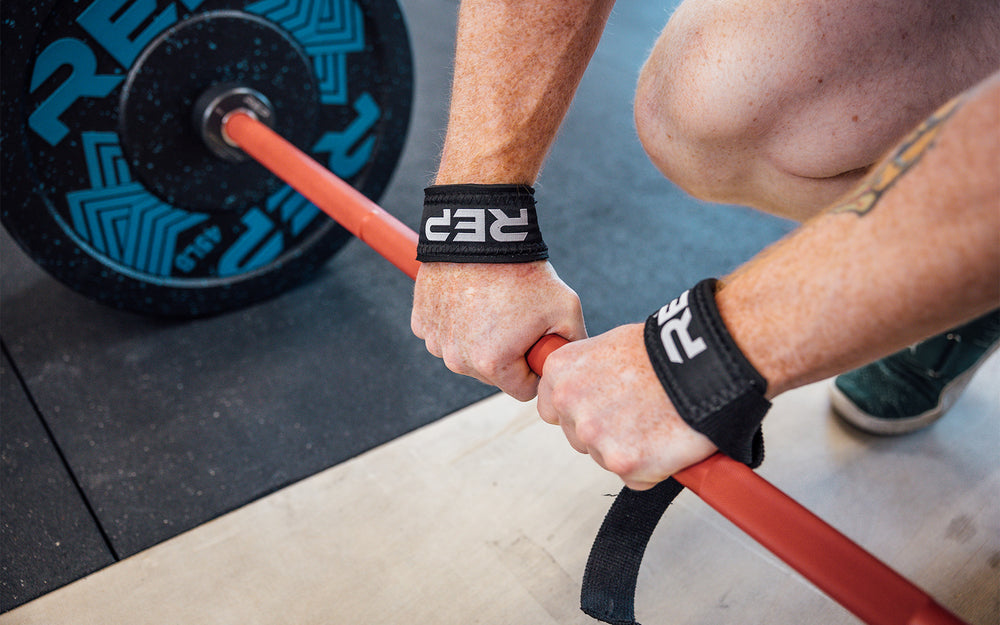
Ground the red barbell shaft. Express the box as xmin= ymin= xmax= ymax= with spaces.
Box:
xmin=223 ymin=111 xmax=965 ymax=625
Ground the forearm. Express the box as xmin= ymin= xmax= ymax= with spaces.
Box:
xmin=717 ymin=72 xmax=1000 ymax=398
xmin=435 ymin=0 xmax=615 ymax=184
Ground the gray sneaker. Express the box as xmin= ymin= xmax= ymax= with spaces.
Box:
xmin=830 ymin=310 xmax=1000 ymax=435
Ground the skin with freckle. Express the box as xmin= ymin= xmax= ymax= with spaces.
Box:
xmin=412 ymin=261 xmax=585 ymax=401
xmin=537 ymin=324 xmax=716 ymax=490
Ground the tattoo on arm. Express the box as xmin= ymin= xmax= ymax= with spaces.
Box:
xmin=832 ymin=96 xmax=964 ymax=216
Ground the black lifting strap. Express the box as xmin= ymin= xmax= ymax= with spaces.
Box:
xmin=581 ymin=430 xmax=764 ymax=625
xmin=580 ymin=478 xmax=685 ymax=625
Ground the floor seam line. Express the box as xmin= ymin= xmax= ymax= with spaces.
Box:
xmin=1 ymin=337 xmax=122 ymax=561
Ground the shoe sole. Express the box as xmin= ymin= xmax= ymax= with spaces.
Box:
xmin=829 ymin=340 xmax=1000 ymax=436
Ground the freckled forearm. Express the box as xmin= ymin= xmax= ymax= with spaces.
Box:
xmin=436 ymin=0 xmax=615 ymax=184
xmin=715 ymin=72 xmax=1000 ymax=398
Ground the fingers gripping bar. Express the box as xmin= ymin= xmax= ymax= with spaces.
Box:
xmin=223 ymin=111 xmax=965 ymax=625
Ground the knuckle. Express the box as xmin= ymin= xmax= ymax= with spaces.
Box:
xmin=472 ymin=355 xmax=502 ymax=380
xmin=441 ymin=347 xmax=467 ymax=375
xmin=499 ymin=370 xmax=534 ymax=400
xmin=423 ymin=336 xmax=442 ymax=359
xmin=536 ymin=383 xmax=559 ymax=422
xmin=623 ymin=479 xmax=656 ymax=492
xmin=548 ymin=377 xmax=576 ymax=413
xmin=560 ymin=290 xmax=583 ymax=319
xmin=498 ymin=368 xmax=539 ymax=403
xmin=565 ymin=290 xmax=583 ymax=313
xmin=573 ymin=418 xmax=601 ymax=448
xmin=410 ymin=316 xmax=425 ymax=339
xmin=508 ymin=385 xmax=537 ymax=403
xmin=537 ymin=405 xmax=558 ymax=425
xmin=601 ymin=449 xmax=639 ymax=478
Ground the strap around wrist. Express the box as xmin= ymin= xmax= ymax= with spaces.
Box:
xmin=643 ymin=278 xmax=769 ymax=467
xmin=416 ymin=184 xmax=548 ymax=263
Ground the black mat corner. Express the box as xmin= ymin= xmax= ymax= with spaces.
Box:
xmin=1 ymin=347 xmax=116 ymax=612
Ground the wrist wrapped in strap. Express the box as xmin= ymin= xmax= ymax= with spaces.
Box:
xmin=416 ymin=184 xmax=548 ymax=263
xmin=582 ymin=279 xmax=771 ymax=625
xmin=643 ymin=278 xmax=769 ymax=467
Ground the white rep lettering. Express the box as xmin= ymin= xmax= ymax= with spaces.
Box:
xmin=656 ymin=290 xmax=707 ymax=363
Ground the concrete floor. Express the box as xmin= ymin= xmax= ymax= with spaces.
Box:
xmin=2 ymin=357 xmax=998 ymax=624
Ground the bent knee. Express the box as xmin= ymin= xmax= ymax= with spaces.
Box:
xmin=633 ymin=1 xmax=790 ymax=204
xmin=634 ymin=0 xmax=1000 ymax=213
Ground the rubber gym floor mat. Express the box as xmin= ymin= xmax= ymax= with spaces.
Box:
xmin=0 ymin=349 xmax=116 ymax=610
xmin=1 ymin=225 xmax=489 ymax=562
xmin=0 ymin=1 xmax=795 ymax=611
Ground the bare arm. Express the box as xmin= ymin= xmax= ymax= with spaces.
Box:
xmin=413 ymin=0 xmax=615 ymax=400
xmin=537 ymin=71 xmax=1000 ymax=488
xmin=436 ymin=0 xmax=616 ymax=184
xmin=719 ymin=72 xmax=1000 ymax=398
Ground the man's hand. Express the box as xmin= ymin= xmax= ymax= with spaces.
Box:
xmin=536 ymin=324 xmax=717 ymax=490
xmin=411 ymin=260 xmax=586 ymax=401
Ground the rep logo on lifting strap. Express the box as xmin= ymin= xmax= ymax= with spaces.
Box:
xmin=653 ymin=289 xmax=707 ymax=364
xmin=417 ymin=184 xmax=548 ymax=263
xmin=423 ymin=208 xmax=531 ymax=243
xmin=643 ymin=279 xmax=770 ymax=467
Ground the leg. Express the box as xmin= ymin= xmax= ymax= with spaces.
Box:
xmin=634 ymin=0 xmax=1000 ymax=221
